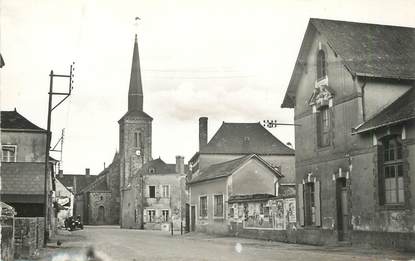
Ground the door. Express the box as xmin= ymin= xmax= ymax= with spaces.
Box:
xmin=185 ymin=204 xmax=190 ymax=232
xmin=336 ymin=178 xmax=349 ymax=241
xmin=191 ymin=206 xmax=196 ymax=232
xmin=98 ymin=206 xmax=105 ymax=224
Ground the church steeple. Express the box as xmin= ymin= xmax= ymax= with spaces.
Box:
xmin=128 ymin=34 xmax=143 ymax=111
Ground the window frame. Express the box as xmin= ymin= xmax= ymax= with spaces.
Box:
xmin=379 ymin=136 xmax=406 ymax=207
xmin=199 ymin=195 xmax=208 ymax=219
xmin=148 ymin=185 xmax=156 ymax=198
xmin=2 ymin=145 xmax=17 ymax=162
xmin=161 ymin=209 xmax=169 ymax=222
xmin=213 ymin=194 xmax=224 ymax=218
xmin=304 ymin=182 xmax=316 ymax=226
xmin=147 ymin=209 xmax=156 ymax=223
xmin=317 ymin=106 xmax=331 ymax=148
xmin=162 ymin=185 xmax=170 ymax=198
xmin=317 ymin=49 xmax=327 ymax=81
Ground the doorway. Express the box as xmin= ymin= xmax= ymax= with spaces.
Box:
xmin=98 ymin=206 xmax=105 ymax=224
xmin=191 ymin=205 xmax=196 ymax=232
xmin=336 ymin=178 xmax=349 ymax=241
xmin=185 ymin=204 xmax=190 ymax=232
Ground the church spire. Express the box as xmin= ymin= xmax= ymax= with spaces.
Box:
xmin=128 ymin=34 xmax=143 ymax=111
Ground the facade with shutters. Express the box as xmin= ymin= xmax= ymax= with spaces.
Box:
xmin=282 ymin=18 xmax=415 ymax=250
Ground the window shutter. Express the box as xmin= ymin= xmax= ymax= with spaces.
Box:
xmin=298 ymin=184 xmax=304 ymax=226
xmin=314 ymin=180 xmax=321 ymax=226
xmin=157 ymin=185 xmax=162 ymax=197
xmin=145 ymin=186 xmax=149 ymax=197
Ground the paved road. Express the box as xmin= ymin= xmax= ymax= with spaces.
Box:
xmin=42 ymin=226 xmax=414 ymax=261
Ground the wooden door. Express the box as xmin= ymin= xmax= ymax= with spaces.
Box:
xmin=337 ymin=178 xmax=349 ymax=241
xmin=98 ymin=206 xmax=105 ymax=224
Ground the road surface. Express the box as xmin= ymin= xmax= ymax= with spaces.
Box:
xmin=41 ymin=226 xmax=414 ymax=261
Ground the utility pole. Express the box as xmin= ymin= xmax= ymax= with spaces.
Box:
xmin=43 ymin=63 xmax=75 ymax=245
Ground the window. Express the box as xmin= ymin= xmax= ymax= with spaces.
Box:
xmin=214 ymin=195 xmax=223 ymax=217
xmin=134 ymin=132 xmax=138 ymax=147
xmin=200 ymin=196 xmax=207 ymax=218
xmin=380 ymin=136 xmax=404 ymax=205
xmin=161 ymin=210 xmax=169 ymax=222
xmin=149 ymin=186 xmax=155 ymax=198
xmin=304 ymin=183 xmax=316 ymax=226
xmin=317 ymin=106 xmax=330 ymax=147
xmin=162 ymin=185 xmax=170 ymax=198
xmin=149 ymin=167 xmax=155 ymax=174
xmin=2 ymin=145 xmax=16 ymax=162
xmin=148 ymin=210 xmax=156 ymax=223
xmin=317 ymin=50 xmax=327 ymax=80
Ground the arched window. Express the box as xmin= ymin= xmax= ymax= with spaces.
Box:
xmin=379 ymin=136 xmax=404 ymax=205
xmin=317 ymin=50 xmax=327 ymax=80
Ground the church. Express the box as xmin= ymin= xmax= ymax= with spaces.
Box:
xmin=69 ymin=33 xmax=186 ymax=228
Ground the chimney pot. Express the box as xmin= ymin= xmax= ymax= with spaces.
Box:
xmin=199 ymin=117 xmax=208 ymax=151
xmin=85 ymin=168 xmax=90 ymax=176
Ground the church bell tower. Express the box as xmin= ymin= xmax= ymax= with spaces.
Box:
xmin=119 ymin=34 xmax=153 ymax=190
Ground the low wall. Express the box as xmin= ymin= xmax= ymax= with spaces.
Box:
xmin=1 ymin=215 xmax=15 ymax=261
xmin=14 ymin=217 xmax=44 ymax=259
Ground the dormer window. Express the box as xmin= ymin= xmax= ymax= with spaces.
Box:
xmin=149 ymin=167 xmax=155 ymax=174
xmin=243 ymin=136 xmax=250 ymax=144
xmin=317 ymin=50 xmax=327 ymax=81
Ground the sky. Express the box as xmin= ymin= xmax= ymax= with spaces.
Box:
xmin=2 ymin=0 xmax=415 ymax=175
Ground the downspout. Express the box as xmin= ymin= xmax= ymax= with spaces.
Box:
xmin=360 ymin=80 xmax=367 ymax=122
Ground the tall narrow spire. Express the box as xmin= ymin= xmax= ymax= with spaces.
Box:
xmin=128 ymin=34 xmax=143 ymax=111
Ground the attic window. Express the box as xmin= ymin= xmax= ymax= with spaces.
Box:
xmin=317 ymin=50 xmax=327 ymax=81
xmin=243 ymin=136 xmax=250 ymax=144
xmin=149 ymin=167 xmax=155 ymax=174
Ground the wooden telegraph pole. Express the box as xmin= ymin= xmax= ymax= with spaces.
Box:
xmin=43 ymin=63 xmax=75 ymax=245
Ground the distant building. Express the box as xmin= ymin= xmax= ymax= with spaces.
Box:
xmin=282 ymin=18 xmax=415 ymax=250
xmin=55 ymin=178 xmax=74 ymax=227
xmin=187 ymin=118 xmax=295 ymax=233
xmin=1 ymin=110 xmax=56 ymax=234
xmin=133 ymin=157 xmax=187 ymax=230
xmin=189 ymin=118 xmax=295 ymax=183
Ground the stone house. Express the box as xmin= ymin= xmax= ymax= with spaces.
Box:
xmin=1 ymin=110 xmax=56 ymax=236
xmin=74 ymin=153 xmax=120 ymax=225
xmin=188 ymin=154 xmax=283 ymax=234
xmin=137 ymin=157 xmax=187 ymax=230
xmin=281 ymin=18 xmax=415 ymax=250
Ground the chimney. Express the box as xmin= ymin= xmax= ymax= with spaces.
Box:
xmin=85 ymin=168 xmax=90 ymax=176
xmin=58 ymin=169 xmax=63 ymax=179
xmin=175 ymin=156 xmax=185 ymax=174
xmin=199 ymin=117 xmax=208 ymax=151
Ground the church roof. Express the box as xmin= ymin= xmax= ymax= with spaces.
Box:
xmin=188 ymin=154 xmax=282 ymax=185
xmin=353 ymin=87 xmax=415 ymax=133
xmin=1 ymin=110 xmax=45 ymax=132
xmin=282 ymin=18 xmax=415 ymax=108
xmin=57 ymin=174 xmax=99 ymax=194
xmin=200 ymin=122 xmax=294 ymax=155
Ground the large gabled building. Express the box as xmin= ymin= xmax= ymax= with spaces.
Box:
xmin=282 ymin=18 xmax=415 ymax=250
